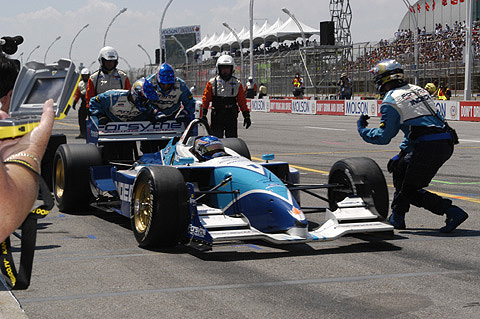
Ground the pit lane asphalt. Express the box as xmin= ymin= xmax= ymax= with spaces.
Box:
xmin=11 ymin=111 xmax=480 ymax=319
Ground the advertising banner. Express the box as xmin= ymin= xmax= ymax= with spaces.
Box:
xmin=315 ymin=101 xmax=345 ymax=115
xmin=269 ymin=99 xmax=291 ymax=113
xmin=459 ymin=101 xmax=480 ymax=122
xmin=344 ymin=100 xmax=378 ymax=116
xmin=250 ymin=99 xmax=270 ymax=112
xmin=291 ymin=99 xmax=316 ymax=114
xmin=434 ymin=100 xmax=460 ymax=121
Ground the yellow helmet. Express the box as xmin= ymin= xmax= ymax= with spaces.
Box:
xmin=425 ymin=83 xmax=436 ymax=95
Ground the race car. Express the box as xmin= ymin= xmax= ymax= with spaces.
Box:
xmin=53 ymin=118 xmax=393 ymax=251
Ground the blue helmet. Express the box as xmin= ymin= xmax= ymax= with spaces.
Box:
xmin=157 ymin=63 xmax=175 ymax=85
xmin=194 ymin=136 xmax=227 ymax=161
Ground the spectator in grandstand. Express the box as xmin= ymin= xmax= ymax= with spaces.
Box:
xmin=258 ymin=83 xmax=267 ymax=99
xmin=85 ymin=46 xmax=131 ymax=106
xmin=72 ymin=67 xmax=90 ymax=139
xmin=201 ymin=55 xmax=251 ymax=138
xmin=244 ymin=76 xmax=257 ymax=98
xmin=357 ymin=59 xmax=467 ymax=233
xmin=292 ymin=73 xmax=305 ymax=98
xmin=337 ymin=73 xmax=353 ymax=99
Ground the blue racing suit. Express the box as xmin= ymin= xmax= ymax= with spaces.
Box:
xmin=141 ymin=75 xmax=196 ymax=124
xmin=357 ymin=83 xmax=455 ymax=216
xmin=89 ymin=89 xmax=150 ymax=125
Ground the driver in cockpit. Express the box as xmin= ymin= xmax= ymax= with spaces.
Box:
xmin=191 ymin=136 xmax=228 ymax=161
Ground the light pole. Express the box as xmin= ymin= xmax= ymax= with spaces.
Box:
xmin=159 ymin=0 xmax=174 ymax=64
xmin=17 ymin=52 xmax=24 ymax=65
xmin=281 ymin=7 xmax=313 ymax=91
xmin=402 ymin=0 xmax=419 ymax=85
xmin=44 ymin=36 xmax=61 ymax=64
xmin=464 ymin=0 xmax=473 ymax=100
xmin=137 ymin=44 xmax=153 ymax=65
xmin=27 ymin=45 xmax=40 ymax=62
xmin=223 ymin=22 xmax=244 ymax=85
xmin=69 ymin=23 xmax=89 ymax=60
xmin=170 ymin=35 xmax=188 ymax=82
xmin=249 ymin=0 xmax=254 ymax=79
xmin=118 ymin=56 xmax=132 ymax=70
xmin=103 ymin=7 xmax=127 ymax=47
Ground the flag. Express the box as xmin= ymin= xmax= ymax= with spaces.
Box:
xmin=459 ymin=0 xmax=464 ymax=2
xmin=442 ymin=0 xmax=448 ymax=5
xmin=417 ymin=3 xmax=421 ymax=11
xmin=433 ymin=0 xmax=436 ymax=10
xmin=451 ymin=0 xmax=458 ymax=4
xmin=426 ymin=1 xmax=430 ymax=11
xmin=410 ymin=5 xmax=415 ymax=13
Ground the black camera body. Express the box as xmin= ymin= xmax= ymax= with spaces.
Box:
xmin=0 ymin=35 xmax=23 ymax=55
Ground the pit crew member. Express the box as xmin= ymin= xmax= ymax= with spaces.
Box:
xmin=139 ymin=63 xmax=195 ymax=125
xmin=357 ymin=59 xmax=468 ymax=233
xmin=73 ymin=67 xmax=90 ymax=139
xmin=85 ymin=46 xmax=131 ymax=106
xmin=201 ymin=55 xmax=251 ymax=138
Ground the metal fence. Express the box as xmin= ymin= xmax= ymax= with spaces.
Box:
xmin=130 ymin=35 xmax=480 ymax=100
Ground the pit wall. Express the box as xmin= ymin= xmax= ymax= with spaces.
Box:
xmin=247 ymin=99 xmax=480 ymax=122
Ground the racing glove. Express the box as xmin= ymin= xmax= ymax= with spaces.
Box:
xmin=201 ymin=108 xmax=208 ymax=122
xmin=357 ymin=114 xmax=370 ymax=128
xmin=242 ymin=111 xmax=251 ymax=129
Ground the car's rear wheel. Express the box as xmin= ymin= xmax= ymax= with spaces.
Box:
xmin=221 ymin=137 xmax=251 ymax=159
xmin=53 ymin=144 xmax=103 ymax=212
xmin=131 ymin=166 xmax=189 ymax=248
xmin=328 ymin=157 xmax=389 ymax=218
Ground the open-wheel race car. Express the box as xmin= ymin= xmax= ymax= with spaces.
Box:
xmin=53 ymin=118 xmax=393 ymax=251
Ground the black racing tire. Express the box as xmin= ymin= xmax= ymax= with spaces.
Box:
xmin=53 ymin=144 xmax=103 ymax=212
xmin=41 ymin=134 xmax=67 ymax=191
xmin=328 ymin=157 xmax=389 ymax=218
xmin=221 ymin=137 xmax=251 ymax=160
xmin=130 ymin=166 xmax=189 ymax=248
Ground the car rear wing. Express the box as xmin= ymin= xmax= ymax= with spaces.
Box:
xmin=86 ymin=118 xmax=186 ymax=144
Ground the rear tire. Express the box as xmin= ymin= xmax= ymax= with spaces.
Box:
xmin=221 ymin=137 xmax=251 ymax=159
xmin=41 ymin=134 xmax=67 ymax=191
xmin=328 ymin=157 xmax=389 ymax=218
xmin=131 ymin=166 xmax=189 ymax=248
xmin=53 ymin=144 xmax=103 ymax=212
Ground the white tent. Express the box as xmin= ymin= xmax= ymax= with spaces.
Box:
xmin=186 ymin=17 xmax=319 ymax=53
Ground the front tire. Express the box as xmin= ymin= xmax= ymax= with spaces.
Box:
xmin=53 ymin=144 xmax=103 ymax=212
xmin=328 ymin=157 xmax=389 ymax=218
xmin=131 ymin=166 xmax=189 ymax=248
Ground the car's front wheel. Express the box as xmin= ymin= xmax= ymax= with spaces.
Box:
xmin=131 ymin=166 xmax=189 ymax=248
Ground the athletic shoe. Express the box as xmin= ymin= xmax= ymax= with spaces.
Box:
xmin=388 ymin=212 xmax=406 ymax=230
xmin=440 ymin=206 xmax=468 ymax=233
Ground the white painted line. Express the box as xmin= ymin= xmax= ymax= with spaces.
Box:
xmin=459 ymin=139 xmax=480 ymax=143
xmin=304 ymin=126 xmax=346 ymax=131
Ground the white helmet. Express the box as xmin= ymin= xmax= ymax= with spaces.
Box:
xmin=80 ymin=67 xmax=90 ymax=75
xmin=248 ymin=76 xmax=253 ymax=81
xmin=98 ymin=46 xmax=118 ymax=71
xmin=216 ymin=55 xmax=234 ymax=80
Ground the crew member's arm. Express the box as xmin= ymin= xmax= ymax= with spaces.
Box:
xmin=85 ymin=77 xmax=96 ymax=108
xmin=201 ymin=81 xmax=213 ymax=118
xmin=237 ymin=84 xmax=251 ymax=129
xmin=179 ymin=82 xmax=196 ymax=122
xmin=73 ymin=86 xmax=82 ymax=109
xmin=88 ymin=92 xmax=109 ymax=125
xmin=357 ymin=103 xmax=401 ymax=145
xmin=124 ymin=76 xmax=132 ymax=91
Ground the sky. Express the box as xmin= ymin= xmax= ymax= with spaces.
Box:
xmin=1 ymin=0 xmax=408 ymax=70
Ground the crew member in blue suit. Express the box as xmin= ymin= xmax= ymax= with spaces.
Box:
xmin=139 ymin=63 xmax=196 ymax=125
xmin=357 ymin=59 xmax=467 ymax=233
xmin=88 ymin=80 xmax=152 ymax=125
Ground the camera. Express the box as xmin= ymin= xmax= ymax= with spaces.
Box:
xmin=0 ymin=35 xmax=24 ymax=55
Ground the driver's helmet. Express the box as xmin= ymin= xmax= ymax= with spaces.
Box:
xmin=194 ymin=136 xmax=227 ymax=161
xmin=369 ymin=59 xmax=404 ymax=93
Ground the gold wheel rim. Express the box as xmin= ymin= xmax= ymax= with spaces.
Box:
xmin=54 ymin=157 xmax=65 ymax=199
xmin=133 ymin=181 xmax=153 ymax=234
